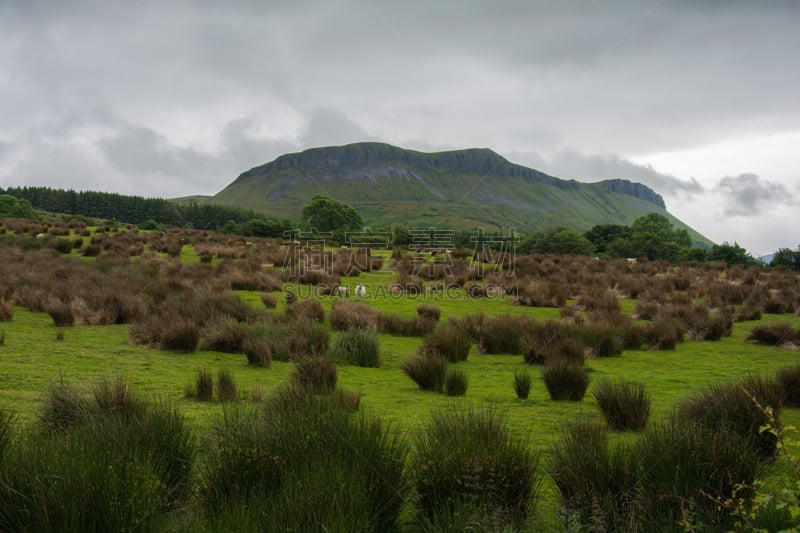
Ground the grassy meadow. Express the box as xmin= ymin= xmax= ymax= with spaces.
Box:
xmin=1 ymin=218 xmax=800 ymax=531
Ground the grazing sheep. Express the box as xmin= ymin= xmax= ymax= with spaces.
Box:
xmin=355 ymin=284 xmax=366 ymax=300
xmin=335 ymin=286 xmax=349 ymax=298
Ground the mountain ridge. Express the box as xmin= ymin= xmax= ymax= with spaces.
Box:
xmin=203 ymin=142 xmax=703 ymax=243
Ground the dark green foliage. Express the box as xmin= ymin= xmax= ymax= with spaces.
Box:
xmin=92 ymin=376 xmax=146 ymax=418
xmin=676 ymin=374 xmax=785 ymax=460
xmin=201 ymin=390 xmax=408 ymax=531
xmin=0 ymin=410 xmax=13 ymax=463
xmin=421 ymin=319 xmax=472 ymax=362
xmin=400 ymin=353 xmax=448 ymax=392
xmin=776 ymin=364 xmax=800 ymax=407
xmin=412 ymin=407 xmax=540 ymax=531
xmin=514 ymin=369 xmax=533 ymax=400
xmin=445 ymin=368 xmax=468 ymax=396
xmin=0 ymin=379 xmax=195 ymax=532
xmin=635 ymin=418 xmax=761 ymax=529
xmin=217 ymin=370 xmax=239 ymax=402
xmin=332 ymin=328 xmax=380 ymax=367
xmin=301 ymin=194 xmax=363 ymax=243
xmin=542 ymin=363 xmax=590 ymax=401
xmin=550 ymin=420 xmax=640 ymax=531
xmin=519 ymin=226 xmax=594 ymax=255
xmin=292 ymin=355 xmax=338 ymax=394
xmin=40 ymin=378 xmax=91 ymax=431
xmin=593 ymin=379 xmax=651 ymax=431
xmin=746 ymin=322 xmax=798 ymax=345
xmin=379 ymin=313 xmax=437 ymax=336
xmin=770 ymin=246 xmax=800 ymax=271
xmin=195 ymin=368 xmax=214 ymax=401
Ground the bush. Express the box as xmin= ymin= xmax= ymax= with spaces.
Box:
xmin=776 ymin=364 xmax=800 ymax=407
xmin=677 ymin=374 xmax=785 ymax=460
xmin=646 ymin=316 xmax=684 ymax=350
xmin=195 ymin=368 xmax=214 ymax=401
xmin=523 ymin=320 xmax=584 ymax=366
xmin=0 ymin=386 xmax=195 ymax=531
xmin=0 ymin=300 xmax=11 ymax=321
xmin=160 ymin=318 xmax=201 ymax=353
xmin=416 ymin=304 xmax=441 ymax=321
xmin=580 ymin=323 xmax=624 ymax=357
xmin=243 ymin=336 xmax=272 ymax=368
xmin=420 ymin=319 xmax=472 ymax=362
xmin=412 ymin=407 xmax=540 ymax=530
xmin=201 ymin=318 xmax=249 ymax=353
xmin=45 ymin=298 xmax=75 ymax=327
xmin=593 ymin=378 xmax=651 ymax=431
xmin=542 ymin=362 xmax=590 ymax=401
xmin=201 ymin=390 xmax=408 ymax=531
xmin=217 ymin=370 xmax=239 ymax=402
xmin=550 ymin=420 xmax=639 ymax=531
xmin=514 ymin=369 xmax=533 ymax=400
xmin=635 ymin=418 xmax=761 ymax=529
xmin=332 ymin=328 xmax=380 ymax=368
xmin=92 ymin=376 xmax=146 ymax=419
xmin=39 ymin=378 xmax=91 ymax=431
xmin=379 ymin=314 xmax=437 ymax=336
xmin=479 ymin=315 xmax=532 ymax=354
xmin=51 ymin=237 xmax=73 ymax=254
xmin=746 ymin=322 xmax=798 ymax=346
xmin=259 ymin=292 xmax=278 ymax=309
xmin=285 ymin=298 xmax=325 ymax=323
xmin=400 ymin=353 xmax=448 ymax=392
xmin=292 ymin=356 xmax=338 ymax=394
xmin=445 ymin=368 xmax=468 ymax=396
xmin=330 ymin=300 xmax=382 ymax=331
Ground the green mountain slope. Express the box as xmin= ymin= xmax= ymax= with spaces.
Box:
xmin=208 ymin=142 xmax=709 ymax=244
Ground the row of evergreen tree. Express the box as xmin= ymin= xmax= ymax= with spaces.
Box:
xmin=0 ymin=186 xmax=291 ymax=237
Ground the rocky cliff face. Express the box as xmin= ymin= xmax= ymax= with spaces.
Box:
xmin=600 ymin=179 xmax=666 ymax=209
xmin=236 ymin=142 xmax=582 ymax=192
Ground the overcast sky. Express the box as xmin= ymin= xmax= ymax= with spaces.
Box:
xmin=1 ymin=1 xmax=798 ymax=255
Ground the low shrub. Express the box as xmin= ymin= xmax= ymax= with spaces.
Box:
xmin=444 ymin=368 xmax=468 ymax=396
xmin=480 ymin=315 xmax=532 ymax=354
xmin=420 ymin=319 xmax=472 ymax=362
xmin=412 ymin=407 xmax=540 ymax=530
xmin=676 ymin=374 xmax=784 ymax=460
xmin=542 ymin=362 xmax=590 ymax=401
xmin=259 ymin=293 xmax=278 ymax=309
xmin=0 ymin=300 xmax=11 ymax=321
xmin=39 ymin=378 xmax=91 ymax=431
xmin=620 ymin=322 xmax=648 ymax=350
xmin=636 ymin=418 xmax=761 ymax=529
xmin=45 ymin=297 xmax=75 ymax=327
xmin=523 ymin=320 xmax=583 ymax=366
xmin=243 ymin=336 xmax=272 ymax=368
xmin=332 ymin=328 xmax=380 ymax=368
xmin=291 ymin=355 xmax=337 ymax=394
xmin=285 ymin=298 xmax=325 ymax=323
xmin=159 ymin=318 xmax=201 ymax=353
xmin=217 ymin=370 xmax=239 ymax=403
xmin=400 ymin=353 xmax=447 ymax=392
xmin=379 ymin=314 xmax=437 ymax=336
xmin=201 ymin=318 xmax=249 ymax=353
xmin=514 ymin=369 xmax=533 ymax=400
xmin=51 ymin=238 xmax=73 ymax=254
xmin=416 ymin=304 xmax=441 ymax=321
xmin=776 ymin=364 xmax=800 ymax=407
xmin=92 ymin=376 xmax=146 ymax=418
xmin=579 ymin=323 xmax=623 ymax=357
xmin=593 ymin=378 xmax=651 ymax=431
xmin=645 ymin=316 xmax=684 ymax=350
xmin=746 ymin=322 xmax=798 ymax=346
xmin=195 ymin=368 xmax=214 ymax=401
xmin=330 ymin=300 xmax=382 ymax=331
xmin=550 ymin=420 xmax=639 ymax=531
xmin=201 ymin=391 xmax=408 ymax=531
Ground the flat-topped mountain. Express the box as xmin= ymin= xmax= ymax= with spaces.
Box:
xmin=200 ymin=142 xmax=703 ymax=243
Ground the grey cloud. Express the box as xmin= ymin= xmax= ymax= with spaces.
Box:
xmin=716 ymin=173 xmax=794 ymax=216
xmin=299 ymin=108 xmax=372 ymax=150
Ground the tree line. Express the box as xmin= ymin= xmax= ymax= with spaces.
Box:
xmin=0 ymin=186 xmax=291 ymax=237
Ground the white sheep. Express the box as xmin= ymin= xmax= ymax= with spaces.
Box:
xmin=335 ymin=286 xmax=349 ymax=298
xmin=355 ymin=284 xmax=366 ymax=300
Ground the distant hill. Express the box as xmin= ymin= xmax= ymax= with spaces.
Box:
xmin=194 ymin=142 xmax=709 ymax=244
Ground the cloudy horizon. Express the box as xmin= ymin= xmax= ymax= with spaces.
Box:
xmin=1 ymin=1 xmax=797 ymax=256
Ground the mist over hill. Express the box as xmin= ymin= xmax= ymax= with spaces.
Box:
xmin=194 ymin=142 xmax=706 ymax=244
